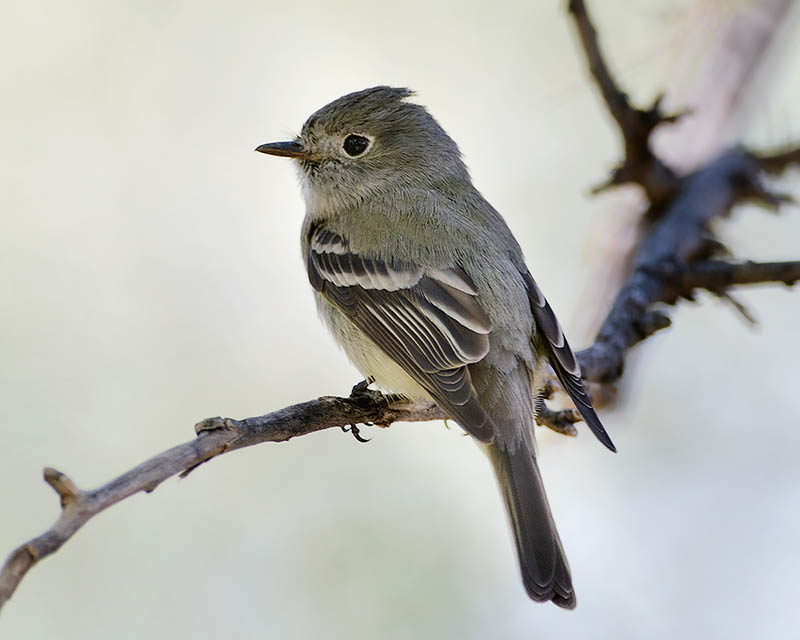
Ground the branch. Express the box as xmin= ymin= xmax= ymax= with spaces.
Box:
xmin=0 ymin=394 xmax=444 ymax=611
xmin=565 ymin=1 xmax=800 ymax=385
xmin=661 ymin=0 xmax=796 ymax=172
xmin=576 ymin=149 xmax=797 ymax=382
xmin=664 ymin=259 xmax=800 ymax=300
xmin=755 ymin=146 xmax=800 ymax=174
xmin=567 ymin=0 xmax=683 ymax=203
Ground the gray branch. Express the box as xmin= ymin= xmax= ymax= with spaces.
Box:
xmin=0 ymin=395 xmax=445 ymax=610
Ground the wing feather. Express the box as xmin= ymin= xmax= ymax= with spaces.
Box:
xmin=307 ymin=226 xmax=495 ymax=441
xmin=521 ymin=270 xmax=615 ymax=452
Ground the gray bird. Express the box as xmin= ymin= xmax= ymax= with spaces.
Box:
xmin=256 ymin=86 xmax=615 ymax=609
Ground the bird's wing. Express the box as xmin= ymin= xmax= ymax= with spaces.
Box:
xmin=521 ymin=270 xmax=616 ymax=452
xmin=307 ymin=227 xmax=496 ymax=441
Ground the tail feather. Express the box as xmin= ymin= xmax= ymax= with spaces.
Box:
xmin=487 ymin=438 xmax=576 ymax=609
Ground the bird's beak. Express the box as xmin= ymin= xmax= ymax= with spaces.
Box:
xmin=255 ymin=141 xmax=310 ymax=159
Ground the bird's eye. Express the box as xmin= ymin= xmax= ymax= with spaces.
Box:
xmin=343 ymin=134 xmax=370 ymax=157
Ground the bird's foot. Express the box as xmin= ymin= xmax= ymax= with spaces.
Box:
xmin=341 ymin=423 xmax=371 ymax=443
xmin=343 ymin=379 xmax=404 ymax=437
xmin=534 ymin=398 xmax=579 ymax=437
xmin=348 ymin=377 xmax=391 ymax=409
xmin=350 ymin=377 xmax=375 ymax=396
xmin=342 ymin=378 xmax=380 ymax=442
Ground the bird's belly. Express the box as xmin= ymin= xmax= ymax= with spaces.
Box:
xmin=349 ymin=340 xmax=432 ymax=399
xmin=316 ymin=293 xmax=432 ymax=401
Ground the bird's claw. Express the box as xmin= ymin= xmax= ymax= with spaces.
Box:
xmin=341 ymin=423 xmax=371 ymax=443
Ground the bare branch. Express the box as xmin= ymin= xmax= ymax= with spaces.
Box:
xmin=663 ymin=259 xmax=800 ymax=301
xmin=565 ymin=1 xmax=800 ymax=385
xmin=754 ymin=146 xmax=800 ymax=174
xmin=661 ymin=0 xmax=796 ymax=172
xmin=0 ymin=395 xmax=445 ymax=611
xmin=577 ymin=148 xmax=795 ymax=382
xmin=567 ymin=0 xmax=682 ymax=203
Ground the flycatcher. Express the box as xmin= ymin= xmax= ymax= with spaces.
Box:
xmin=256 ymin=86 xmax=615 ymax=608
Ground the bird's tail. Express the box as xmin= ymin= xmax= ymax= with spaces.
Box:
xmin=486 ymin=435 xmax=575 ymax=609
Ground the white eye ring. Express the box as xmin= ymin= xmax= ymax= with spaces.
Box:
xmin=342 ymin=134 xmax=373 ymax=157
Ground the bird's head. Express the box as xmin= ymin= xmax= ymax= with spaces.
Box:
xmin=256 ymin=86 xmax=469 ymax=212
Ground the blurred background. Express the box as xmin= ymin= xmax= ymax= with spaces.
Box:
xmin=2 ymin=1 xmax=799 ymax=638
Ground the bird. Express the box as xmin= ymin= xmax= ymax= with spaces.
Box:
xmin=256 ymin=86 xmax=615 ymax=608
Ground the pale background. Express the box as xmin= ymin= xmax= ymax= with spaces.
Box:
xmin=2 ymin=1 xmax=800 ymax=639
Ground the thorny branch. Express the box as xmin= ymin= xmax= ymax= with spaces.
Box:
xmin=2 ymin=0 xmax=799 ymax=613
